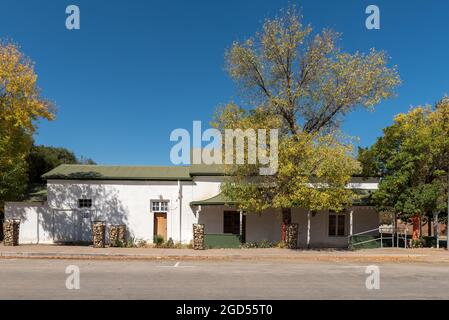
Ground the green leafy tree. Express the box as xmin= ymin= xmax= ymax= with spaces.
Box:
xmin=213 ymin=7 xmax=400 ymax=239
xmin=359 ymin=97 xmax=449 ymax=229
xmin=27 ymin=145 xmax=96 ymax=185
xmin=0 ymin=41 xmax=54 ymax=204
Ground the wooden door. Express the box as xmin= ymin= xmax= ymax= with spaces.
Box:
xmin=154 ymin=213 xmax=167 ymax=240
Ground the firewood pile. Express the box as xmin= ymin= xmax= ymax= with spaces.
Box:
xmin=109 ymin=225 xmax=126 ymax=247
xmin=193 ymin=224 xmax=205 ymax=250
xmin=92 ymin=221 xmax=106 ymax=248
xmin=3 ymin=220 xmax=20 ymax=246
xmin=285 ymin=223 xmax=299 ymax=249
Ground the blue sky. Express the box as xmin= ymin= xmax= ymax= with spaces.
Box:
xmin=1 ymin=0 xmax=448 ymax=165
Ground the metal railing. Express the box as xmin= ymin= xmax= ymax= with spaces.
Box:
xmin=348 ymin=226 xmax=408 ymax=249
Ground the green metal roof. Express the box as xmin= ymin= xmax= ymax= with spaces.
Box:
xmin=189 ymin=164 xmax=226 ymax=176
xmin=42 ymin=164 xmax=192 ymax=181
xmin=190 ymin=193 xmax=236 ymax=206
xmin=191 ymin=189 xmax=375 ymax=207
xmin=42 ymin=164 xmax=380 ymax=185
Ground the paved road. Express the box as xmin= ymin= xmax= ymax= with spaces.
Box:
xmin=0 ymin=259 xmax=448 ymax=299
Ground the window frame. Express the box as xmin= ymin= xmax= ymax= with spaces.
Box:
xmin=328 ymin=212 xmax=347 ymax=237
xmin=223 ymin=211 xmax=241 ymax=235
xmin=78 ymin=198 xmax=92 ymax=209
xmin=151 ymin=200 xmax=169 ymax=213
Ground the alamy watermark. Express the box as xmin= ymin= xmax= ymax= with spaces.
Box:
xmin=365 ymin=265 xmax=380 ymax=290
xmin=65 ymin=265 xmax=80 ymax=290
xmin=170 ymin=121 xmax=278 ymax=175
xmin=66 ymin=5 xmax=80 ymax=30
xmin=365 ymin=5 xmax=380 ymax=30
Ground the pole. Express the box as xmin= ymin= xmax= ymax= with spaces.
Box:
xmin=349 ymin=210 xmax=353 ymax=249
xmin=380 ymin=227 xmax=383 ymax=248
xmin=447 ymin=173 xmax=449 ymax=250
xmin=239 ymin=210 xmax=243 ymax=243
xmin=394 ymin=212 xmax=398 ymax=248
xmin=350 ymin=210 xmax=353 ymax=237
xmin=307 ymin=211 xmax=311 ymax=249
xmin=178 ymin=180 xmax=182 ymax=243
xmin=434 ymin=212 xmax=439 ymax=249
xmin=396 ymin=224 xmax=399 ymax=248
xmin=404 ymin=227 xmax=407 ymax=248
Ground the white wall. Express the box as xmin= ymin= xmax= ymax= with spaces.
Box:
xmin=246 ymin=209 xmax=282 ymax=242
xmin=5 ymin=178 xmax=218 ymax=245
xmin=190 ymin=176 xmax=223 ymax=202
xmin=47 ymin=179 xmax=199 ymax=243
xmin=198 ymin=206 xmax=379 ymax=248
xmin=5 ymin=202 xmax=53 ymax=244
xmin=5 ymin=176 xmax=380 ymax=248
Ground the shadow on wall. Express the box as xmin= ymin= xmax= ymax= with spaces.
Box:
xmin=15 ymin=179 xmax=132 ymax=244
xmin=50 ymin=181 xmax=132 ymax=243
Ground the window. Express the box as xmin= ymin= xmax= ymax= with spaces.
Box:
xmin=78 ymin=199 xmax=92 ymax=208
xmin=151 ymin=201 xmax=169 ymax=212
xmin=223 ymin=211 xmax=240 ymax=235
xmin=328 ymin=213 xmax=346 ymax=237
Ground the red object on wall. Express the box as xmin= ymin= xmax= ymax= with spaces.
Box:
xmin=411 ymin=215 xmax=420 ymax=240
xmin=281 ymin=223 xmax=287 ymax=242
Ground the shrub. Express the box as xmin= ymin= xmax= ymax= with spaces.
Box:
xmin=411 ymin=238 xmax=424 ymax=248
xmin=125 ymin=237 xmax=138 ymax=248
xmin=136 ymin=239 xmax=148 ymax=248
xmin=259 ymin=240 xmax=274 ymax=248
xmin=153 ymin=235 xmax=164 ymax=247
xmin=165 ymin=238 xmax=175 ymax=248
xmin=276 ymin=241 xmax=287 ymax=249
xmin=241 ymin=240 xmax=276 ymax=249
xmin=114 ymin=238 xmax=125 ymax=248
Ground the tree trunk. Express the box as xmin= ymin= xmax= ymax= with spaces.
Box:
xmin=419 ymin=216 xmax=423 ymax=238
xmin=412 ymin=215 xmax=420 ymax=240
xmin=281 ymin=208 xmax=292 ymax=242
xmin=427 ymin=216 xmax=432 ymax=237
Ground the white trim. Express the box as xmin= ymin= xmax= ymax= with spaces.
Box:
xmin=346 ymin=182 xmax=378 ymax=190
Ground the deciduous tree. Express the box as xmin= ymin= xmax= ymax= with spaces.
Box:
xmin=359 ymin=97 xmax=449 ymax=233
xmin=214 ymin=7 xmax=400 ymax=241
xmin=0 ymin=42 xmax=54 ymax=204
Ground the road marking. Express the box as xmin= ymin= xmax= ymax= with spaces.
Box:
xmin=158 ymin=261 xmax=194 ymax=268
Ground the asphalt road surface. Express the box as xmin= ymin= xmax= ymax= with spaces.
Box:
xmin=0 ymin=259 xmax=448 ymax=299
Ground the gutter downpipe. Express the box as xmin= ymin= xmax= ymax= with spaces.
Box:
xmin=178 ymin=180 xmax=182 ymax=244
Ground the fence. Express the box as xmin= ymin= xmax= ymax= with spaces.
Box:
xmin=348 ymin=226 xmax=408 ymax=249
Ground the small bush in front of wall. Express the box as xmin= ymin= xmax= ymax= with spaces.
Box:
xmin=172 ymin=242 xmax=193 ymax=249
xmin=241 ymin=240 xmax=276 ymax=249
xmin=411 ymin=238 xmax=424 ymax=248
xmin=166 ymin=238 xmax=175 ymax=248
xmin=276 ymin=241 xmax=287 ymax=249
xmin=113 ymin=238 xmax=126 ymax=248
xmin=241 ymin=242 xmax=258 ymax=248
xmin=136 ymin=239 xmax=148 ymax=248
xmin=123 ymin=236 xmax=139 ymax=248
xmin=153 ymin=235 xmax=164 ymax=247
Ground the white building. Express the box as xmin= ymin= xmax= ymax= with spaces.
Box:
xmin=4 ymin=164 xmax=380 ymax=248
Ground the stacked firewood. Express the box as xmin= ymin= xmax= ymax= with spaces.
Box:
xmin=92 ymin=221 xmax=106 ymax=248
xmin=193 ymin=224 xmax=205 ymax=250
xmin=109 ymin=225 xmax=126 ymax=247
xmin=285 ymin=224 xmax=299 ymax=249
xmin=3 ymin=220 xmax=20 ymax=246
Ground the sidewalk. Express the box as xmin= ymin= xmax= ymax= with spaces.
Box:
xmin=0 ymin=244 xmax=448 ymax=263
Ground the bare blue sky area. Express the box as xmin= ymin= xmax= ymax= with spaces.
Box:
xmin=1 ymin=0 xmax=448 ymax=164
